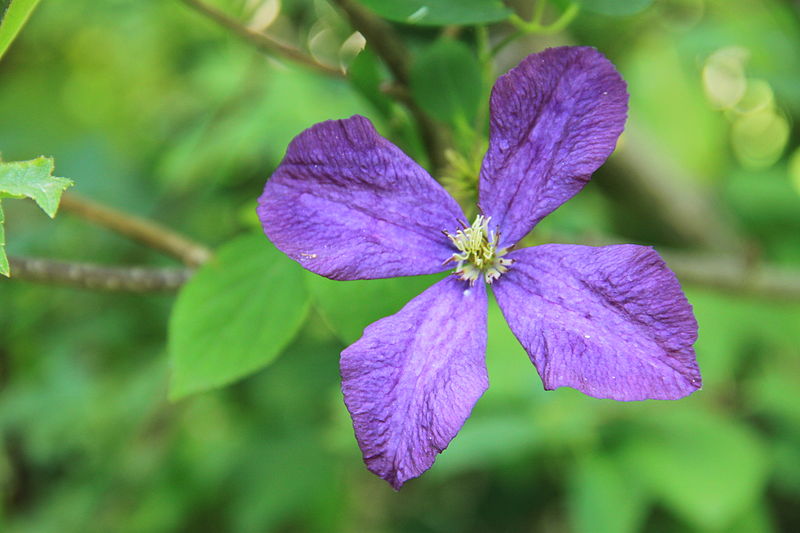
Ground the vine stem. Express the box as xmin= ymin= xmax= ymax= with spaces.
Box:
xmin=59 ymin=192 xmax=212 ymax=267
xmin=509 ymin=2 xmax=580 ymax=34
xmin=493 ymin=2 xmax=581 ymax=56
xmin=6 ymin=257 xmax=192 ymax=292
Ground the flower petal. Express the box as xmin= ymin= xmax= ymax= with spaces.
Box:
xmin=479 ymin=47 xmax=628 ymax=247
xmin=341 ymin=276 xmax=488 ymax=489
xmin=258 ymin=115 xmax=465 ymax=280
xmin=493 ymin=245 xmax=700 ymax=401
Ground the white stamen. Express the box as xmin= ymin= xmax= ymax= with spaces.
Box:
xmin=444 ymin=215 xmax=512 ymax=285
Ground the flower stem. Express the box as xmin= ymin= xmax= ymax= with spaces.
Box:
xmin=508 ymin=3 xmax=580 ymax=34
xmin=493 ymin=2 xmax=580 ymax=56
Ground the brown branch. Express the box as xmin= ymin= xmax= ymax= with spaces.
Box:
xmin=330 ymin=0 xmax=449 ymax=173
xmin=180 ymin=0 xmax=343 ymax=78
xmin=6 ymin=257 xmax=192 ymax=292
xmin=60 ymin=192 xmax=212 ymax=267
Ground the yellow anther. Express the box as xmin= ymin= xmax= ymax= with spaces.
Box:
xmin=444 ymin=216 xmax=512 ymax=284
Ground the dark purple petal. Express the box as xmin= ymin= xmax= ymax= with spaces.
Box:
xmin=493 ymin=244 xmax=700 ymax=401
xmin=258 ymin=115 xmax=465 ymax=280
xmin=479 ymin=47 xmax=628 ymax=247
xmin=341 ymin=276 xmax=488 ymax=489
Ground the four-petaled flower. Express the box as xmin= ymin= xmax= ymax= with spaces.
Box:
xmin=258 ymin=46 xmax=701 ymax=489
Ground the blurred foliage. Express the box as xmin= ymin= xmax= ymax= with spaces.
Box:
xmin=1 ymin=0 xmax=800 ymax=532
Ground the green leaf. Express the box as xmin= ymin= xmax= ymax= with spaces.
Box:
xmin=0 ymin=0 xmax=42 ymax=60
xmin=305 ymin=273 xmax=439 ymax=344
xmin=620 ymin=409 xmax=769 ymax=530
xmin=348 ymin=48 xmax=392 ymax=116
xmin=0 ymin=156 xmax=73 ymax=217
xmin=568 ymin=453 xmax=648 ymax=533
xmin=0 ymin=201 xmax=7 ymax=276
xmin=168 ymin=234 xmax=311 ymax=399
xmin=0 ymin=156 xmax=72 ymax=277
xmin=355 ymin=0 xmax=511 ymax=26
xmin=411 ymin=39 xmax=483 ymax=126
xmin=575 ymin=0 xmax=652 ymax=16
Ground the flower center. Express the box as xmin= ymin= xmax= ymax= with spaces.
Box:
xmin=445 ymin=215 xmax=512 ymax=285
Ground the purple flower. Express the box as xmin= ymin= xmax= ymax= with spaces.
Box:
xmin=258 ymin=46 xmax=701 ymax=489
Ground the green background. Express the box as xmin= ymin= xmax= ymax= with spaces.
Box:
xmin=1 ymin=0 xmax=799 ymax=532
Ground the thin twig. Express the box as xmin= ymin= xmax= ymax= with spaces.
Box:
xmin=6 ymin=257 xmax=192 ymax=292
xmin=492 ymin=2 xmax=579 ymax=56
xmin=508 ymin=3 xmax=580 ymax=34
xmin=60 ymin=192 xmax=212 ymax=267
xmin=329 ymin=0 xmax=449 ymax=173
xmin=179 ymin=0 xmax=343 ymax=78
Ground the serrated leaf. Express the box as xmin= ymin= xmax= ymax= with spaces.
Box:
xmin=0 ymin=157 xmax=71 ymax=277
xmin=411 ymin=39 xmax=483 ymax=126
xmin=355 ymin=0 xmax=511 ymax=26
xmin=0 ymin=156 xmax=73 ymax=217
xmin=621 ymin=409 xmax=769 ymax=530
xmin=305 ymin=272 xmax=439 ymax=344
xmin=0 ymin=0 xmax=42 ymax=60
xmin=0 ymin=201 xmax=7 ymax=276
xmin=168 ymin=234 xmax=311 ymax=399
